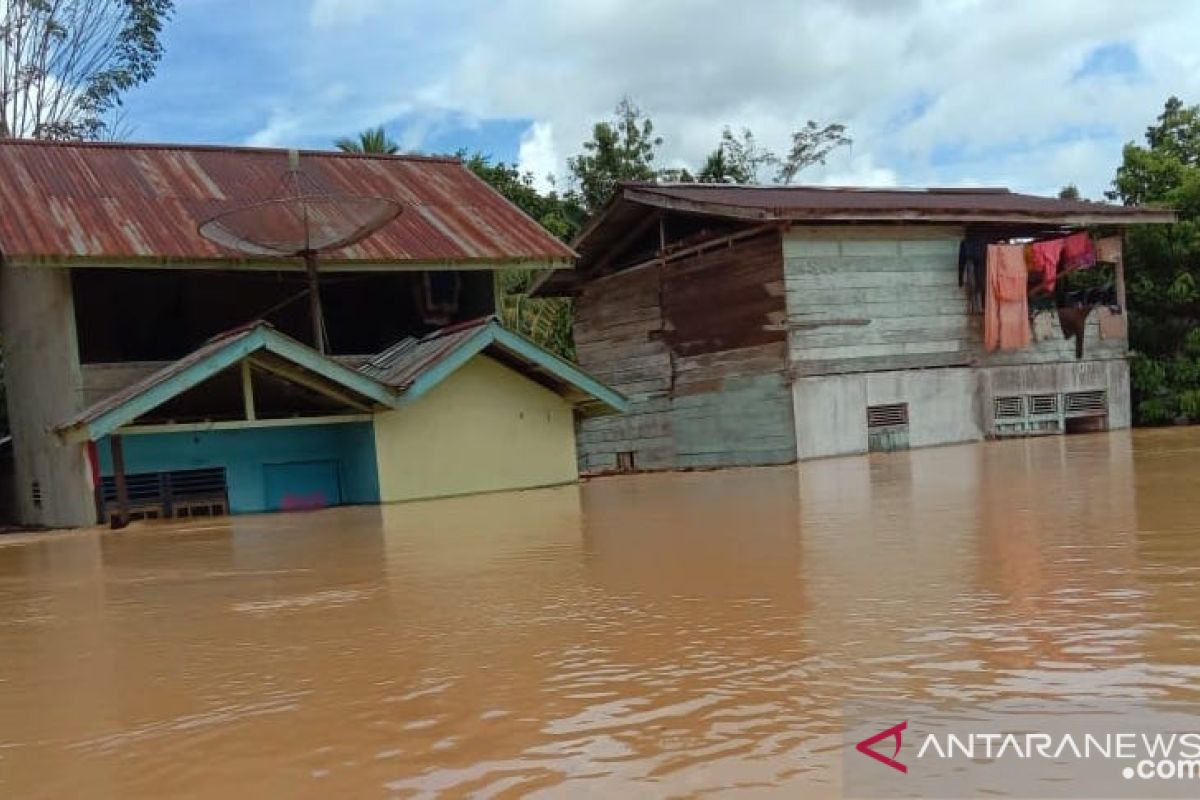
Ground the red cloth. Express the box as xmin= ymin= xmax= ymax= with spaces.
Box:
xmin=1028 ymin=238 xmax=1065 ymax=291
xmin=1061 ymin=232 xmax=1095 ymax=271
xmin=985 ymin=244 xmax=1032 ymax=351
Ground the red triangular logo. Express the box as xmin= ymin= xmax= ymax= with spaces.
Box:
xmin=856 ymin=721 xmax=908 ymax=773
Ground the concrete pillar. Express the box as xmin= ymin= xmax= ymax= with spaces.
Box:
xmin=0 ymin=264 xmax=95 ymax=528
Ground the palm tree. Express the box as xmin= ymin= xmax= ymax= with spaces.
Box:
xmin=334 ymin=126 xmax=400 ymax=155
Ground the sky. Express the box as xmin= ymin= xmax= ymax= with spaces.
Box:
xmin=118 ymin=0 xmax=1200 ymax=199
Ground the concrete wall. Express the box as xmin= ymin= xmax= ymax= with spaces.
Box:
xmin=95 ymin=422 xmax=380 ymax=514
xmin=979 ymin=360 xmax=1131 ymax=434
xmin=793 ymin=368 xmax=982 ymax=459
xmin=373 ymin=355 xmax=578 ymax=503
xmin=0 ymin=265 xmax=94 ymax=527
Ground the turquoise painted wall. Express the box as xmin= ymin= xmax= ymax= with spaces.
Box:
xmin=96 ymin=422 xmax=380 ymax=514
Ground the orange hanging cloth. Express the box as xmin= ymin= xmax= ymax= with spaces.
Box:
xmin=984 ymin=244 xmax=1032 ymax=351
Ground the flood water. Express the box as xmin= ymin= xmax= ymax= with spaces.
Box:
xmin=1 ymin=429 xmax=1199 ymax=798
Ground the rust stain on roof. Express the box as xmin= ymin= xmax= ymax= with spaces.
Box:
xmin=617 ymin=182 xmax=1176 ymax=223
xmin=358 ymin=316 xmax=492 ymax=389
xmin=0 ymin=139 xmax=576 ymax=266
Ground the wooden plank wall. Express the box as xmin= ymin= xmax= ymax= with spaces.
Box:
xmin=783 ymin=226 xmax=1128 ymax=377
xmin=575 ymin=231 xmax=795 ymax=472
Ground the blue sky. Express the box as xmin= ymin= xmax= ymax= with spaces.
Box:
xmin=118 ymin=0 xmax=1200 ymax=198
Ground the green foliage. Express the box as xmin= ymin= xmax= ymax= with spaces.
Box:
xmin=459 ymin=151 xmax=585 ymax=241
xmin=567 ymin=97 xmax=663 ymax=213
xmin=696 ymin=122 xmax=852 ymax=185
xmin=455 ymin=151 xmax=581 ymax=358
xmin=698 ymin=127 xmax=777 ymax=184
xmin=1110 ymin=97 xmax=1200 ymax=424
xmin=1058 ymin=184 xmax=1081 ymax=200
xmin=334 ymin=126 xmax=400 ymax=155
xmin=775 ymin=120 xmax=852 ymax=184
xmin=0 ymin=0 xmax=174 ymax=140
xmin=495 ymin=269 xmax=575 ymax=360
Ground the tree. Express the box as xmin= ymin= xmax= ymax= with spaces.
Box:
xmin=568 ymin=97 xmax=662 ymax=213
xmin=457 ymin=151 xmax=583 ymax=358
xmin=698 ymin=126 xmax=778 ymax=184
xmin=775 ymin=120 xmax=852 ymax=184
xmin=459 ymin=150 xmax=584 ymax=241
xmin=1 ymin=0 xmax=174 ymax=140
xmin=334 ymin=125 xmax=400 ymax=155
xmin=1107 ymin=97 xmax=1200 ymax=424
xmin=1058 ymin=184 xmax=1081 ymax=200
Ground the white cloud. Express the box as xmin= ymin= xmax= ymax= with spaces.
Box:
xmin=273 ymin=0 xmax=1200 ymax=197
xmin=517 ymin=122 xmax=559 ymax=192
xmin=309 ymin=0 xmax=389 ymax=29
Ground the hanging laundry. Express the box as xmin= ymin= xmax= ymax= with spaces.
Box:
xmin=1095 ymin=236 xmax=1123 ymax=264
xmin=958 ymin=235 xmax=988 ymax=314
xmin=1061 ymin=231 xmax=1096 ymax=272
xmin=984 ymin=244 xmax=1032 ymax=351
xmin=1028 ymin=237 xmax=1065 ymax=292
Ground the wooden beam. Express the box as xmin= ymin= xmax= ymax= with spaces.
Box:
xmin=119 ymin=414 xmax=372 ymax=436
xmin=241 ymin=360 xmax=256 ymax=421
xmin=247 ymin=356 xmax=374 ymax=413
xmin=110 ymin=435 xmax=129 ymax=530
xmin=1114 ymin=244 xmax=1128 ymax=313
xmin=608 ymin=223 xmax=782 ymax=278
xmin=590 ymin=210 xmax=662 ymax=276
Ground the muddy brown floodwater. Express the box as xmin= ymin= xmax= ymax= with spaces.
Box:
xmin=1 ymin=430 xmax=1199 ymax=798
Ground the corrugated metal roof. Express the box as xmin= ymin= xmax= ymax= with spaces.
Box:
xmin=359 ymin=317 xmax=492 ymax=389
xmin=59 ymin=317 xmax=626 ymax=439
xmin=0 ymin=139 xmax=576 ymax=266
xmin=617 ymin=183 xmax=1175 ymax=224
xmin=545 ymin=182 xmax=1176 ymax=286
xmin=357 ymin=316 xmax=627 ymax=414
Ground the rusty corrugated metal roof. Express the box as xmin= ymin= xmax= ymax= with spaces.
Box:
xmin=359 ymin=316 xmax=492 ymax=389
xmin=615 ymin=182 xmax=1176 ymax=224
xmin=0 ymin=139 xmax=576 ymax=266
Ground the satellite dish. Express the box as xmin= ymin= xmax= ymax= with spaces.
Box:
xmin=199 ymin=149 xmax=403 ymax=353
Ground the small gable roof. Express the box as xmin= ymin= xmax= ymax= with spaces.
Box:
xmin=359 ymin=317 xmax=628 ymax=415
xmin=58 ymin=323 xmax=399 ymax=442
xmin=59 ymin=319 xmax=627 ymax=442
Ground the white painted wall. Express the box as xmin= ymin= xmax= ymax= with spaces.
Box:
xmin=793 ymin=367 xmax=982 ymax=460
xmin=0 ymin=265 xmax=94 ymax=527
xmin=792 ymin=373 xmax=868 ymax=459
xmin=865 ymin=368 xmax=982 ymax=447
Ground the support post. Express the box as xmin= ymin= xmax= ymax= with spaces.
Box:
xmin=241 ymin=360 xmax=257 ymax=420
xmin=110 ymin=435 xmax=129 ymax=530
xmin=304 ymin=251 xmax=328 ymax=353
xmin=1114 ymin=248 xmax=1127 ymax=313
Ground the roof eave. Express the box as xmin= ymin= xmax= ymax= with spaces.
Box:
xmin=394 ymin=321 xmax=629 ymax=414
xmin=57 ymin=325 xmax=399 ymax=442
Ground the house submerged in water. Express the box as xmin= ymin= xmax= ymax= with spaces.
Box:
xmin=537 ymin=183 xmax=1173 ymax=472
xmin=0 ymin=140 xmax=626 ymax=529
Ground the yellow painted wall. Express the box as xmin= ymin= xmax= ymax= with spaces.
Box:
xmin=373 ymin=355 xmax=579 ymax=503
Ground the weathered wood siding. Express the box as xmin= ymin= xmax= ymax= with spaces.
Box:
xmin=783 ymin=226 xmax=1128 ymax=376
xmin=575 ymin=231 xmax=795 ymax=471
xmin=784 ymin=226 xmax=1132 ymax=460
